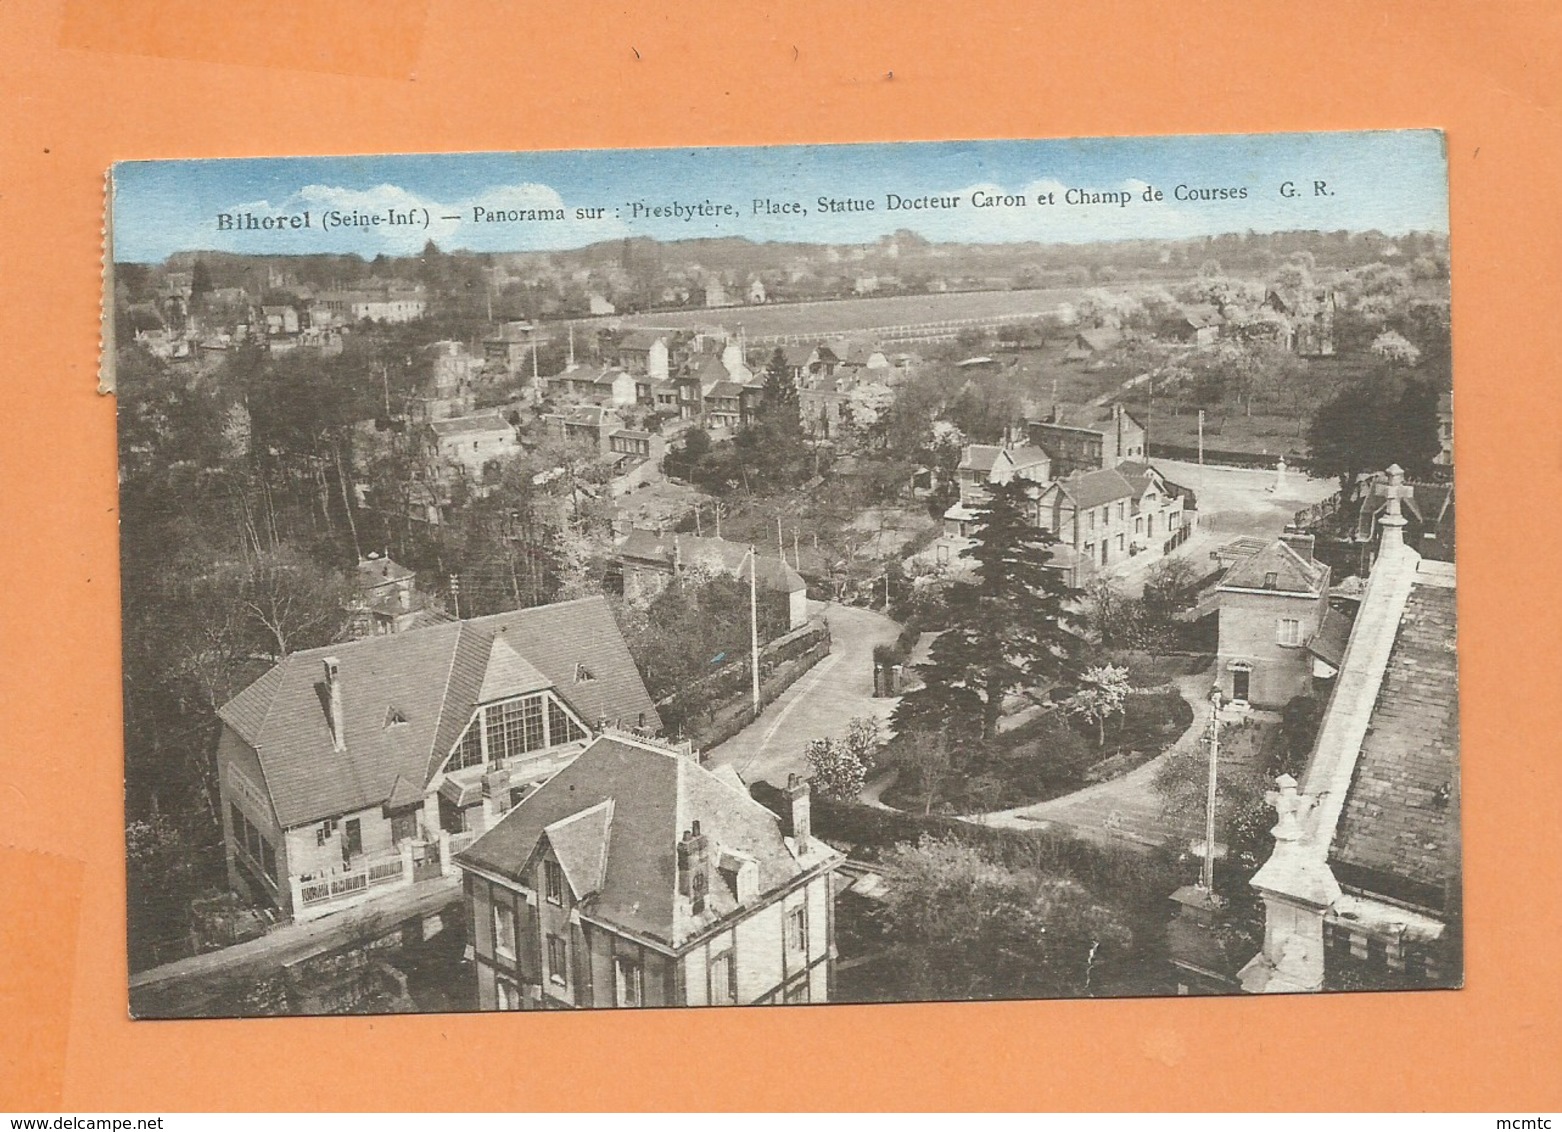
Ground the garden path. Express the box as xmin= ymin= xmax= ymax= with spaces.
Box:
xmin=965 ymin=669 xmax=1215 ymax=848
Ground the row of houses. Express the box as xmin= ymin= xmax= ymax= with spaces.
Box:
xmin=931 ymin=403 xmax=1190 ymax=587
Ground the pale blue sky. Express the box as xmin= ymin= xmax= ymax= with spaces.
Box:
xmin=112 ymin=131 xmax=1448 ymax=262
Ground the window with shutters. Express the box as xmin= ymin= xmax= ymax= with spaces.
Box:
xmin=709 ymin=950 xmax=737 ymax=1005
xmin=614 ymin=956 xmax=643 ymax=1008
xmin=787 ymin=905 xmax=808 ymax=955
xmin=493 ymin=902 xmax=517 ymax=959
xmin=546 ymin=934 xmax=568 ymax=986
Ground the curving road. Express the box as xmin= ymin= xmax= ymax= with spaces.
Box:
xmin=706 ymin=600 xmax=902 ymax=788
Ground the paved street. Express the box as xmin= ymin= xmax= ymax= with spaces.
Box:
xmin=706 ymin=600 xmax=902 ymax=787
xmin=1106 ymin=458 xmax=1338 ymax=597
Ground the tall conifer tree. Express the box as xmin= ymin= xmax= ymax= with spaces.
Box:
xmin=894 ymin=478 xmax=1080 ymax=742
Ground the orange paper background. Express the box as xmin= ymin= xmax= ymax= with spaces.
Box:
xmin=2 ymin=0 xmax=1559 ymax=1112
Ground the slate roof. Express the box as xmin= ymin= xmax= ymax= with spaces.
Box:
xmin=429 ymin=412 xmax=513 ymax=438
xmin=1053 ymin=460 xmax=1164 ymax=512
xmin=1219 ymin=538 xmax=1329 ymax=596
xmin=616 ymin=532 xmax=806 ymax=594
xmin=1047 ymin=403 xmax=1143 ymax=433
xmin=959 ymin=445 xmax=1004 ymax=474
xmin=356 ymin=555 xmax=415 ymax=589
xmin=1353 ymin=479 xmax=1454 ymax=541
xmin=1306 ymin=605 xmax=1355 ymax=670
xmin=216 ymin=597 xmax=660 ymax=829
xmin=617 ymin=331 xmax=664 ymax=352
xmin=458 ymin=736 xmax=818 ymax=948
xmin=1329 ymin=582 xmax=1459 ymax=910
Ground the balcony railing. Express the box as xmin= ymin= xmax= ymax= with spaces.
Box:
xmin=293 ymin=845 xmax=413 ymax=915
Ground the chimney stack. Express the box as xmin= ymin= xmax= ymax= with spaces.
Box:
xmin=323 ymin=657 xmax=345 ymax=752
xmin=677 ymin=821 xmax=711 ymax=914
xmin=1279 ymin=525 xmax=1315 ymax=563
xmin=784 ymin=773 xmax=811 ymax=854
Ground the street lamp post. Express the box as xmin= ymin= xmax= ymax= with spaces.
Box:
xmin=1202 ymin=684 xmax=1223 ymax=893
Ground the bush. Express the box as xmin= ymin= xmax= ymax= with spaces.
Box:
xmin=750 ymin=783 xmax=1182 ymax=911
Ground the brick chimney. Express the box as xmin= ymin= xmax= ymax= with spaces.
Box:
xmin=323 ymin=656 xmax=345 ymax=752
xmin=784 ymin=773 xmax=811 ymax=853
xmin=677 ymin=821 xmax=711 ymax=914
xmin=1279 ymin=525 xmax=1315 ymax=563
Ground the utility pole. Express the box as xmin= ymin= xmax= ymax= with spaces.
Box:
xmin=449 ymin=574 xmax=462 ymax=620
xmin=1201 ymin=686 xmax=1223 ymax=892
xmin=1198 ymin=408 xmax=1205 ymax=469
xmin=748 ymin=545 xmax=761 ymax=718
xmin=777 ymin=514 xmax=784 ymax=560
xmin=792 ymin=528 xmax=800 ymax=571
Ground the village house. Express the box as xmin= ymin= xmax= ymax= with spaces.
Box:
xmin=937 ymin=442 xmax=1053 ymax=553
xmin=457 ymin=735 xmax=840 ymax=1010
xmin=482 ymin=320 xmax=536 ymax=376
xmin=615 ymin=331 xmax=671 ymax=380
xmin=614 ymin=531 xmax=809 ymax=631
xmin=312 ymin=285 xmax=428 ymax=325
xmin=214 ymin=597 xmax=661 ymax=923
xmin=1260 ymin=286 xmax=1337 ymax=357
xmin=261 ymin=304 xmax=301 ymax=337
xmin=547 ymin=364 xmax=639 ymax=409
xmin=1032 ymin=461 xmax=1191 ymax=586
xmin=1352 ymin=473 xmax=1455 ymax=567
xmin=1064 ymin=326 xmax=1123 ymax=363
xmin=1214 ymin=530 xmax=1332 ymax=709
xmin=409 ymin=340 xmax=481 ymax=423
xmin=1157 ymin=303 xmax=1223 ymax=346
xmin=345 ymin=553 xmax=450 ymax=638
xmin=428 ymin=411 xmax=521 ymax=481
xmin=1026 ymin=402 xmax=1148 ymax=477
xmin=798 ymin=385 xmax=850 ymax=439
xmin=1239 ymin=469 xmax=1459 ymax=993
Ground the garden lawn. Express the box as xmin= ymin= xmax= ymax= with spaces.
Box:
xmin=880 ymin=689 xmax=1193 ymax=816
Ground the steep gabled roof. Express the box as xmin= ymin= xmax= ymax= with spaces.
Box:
xmin=1219 ymin=538 xmax=1329 ymax=596
xmin=959 ymin=445 xmax=1004 ymax=474
xmin=459 ymin=736 xmax=823 ymax=948
xmin=1050 ymin=461 xmax=1166 ymax=512
xmin=543 ymin=799 xmax=614 ymax=899
xmin=216 ymin=597 xmax=659 ymax=829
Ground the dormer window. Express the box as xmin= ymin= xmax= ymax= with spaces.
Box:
xmin=385 ymin=707 xmax=408 ymax=728
xmin=1264 ymin=571 xmax=1279 ymax=589
xmin=575 ymin=663 xmax=595 ymax=683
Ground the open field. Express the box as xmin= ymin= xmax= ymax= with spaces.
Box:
xmin=570 ymin=286 xmax=1090 ymax=340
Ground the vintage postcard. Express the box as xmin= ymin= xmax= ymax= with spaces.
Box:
xmin=109 ymin=131 xmax=1457 ymax=1019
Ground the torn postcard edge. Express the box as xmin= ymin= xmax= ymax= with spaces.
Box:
xmin=106 ymin=132 xmax=1457 ymax=1018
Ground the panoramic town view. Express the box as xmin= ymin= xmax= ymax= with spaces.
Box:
xmin=113 ymin=137 xmax=1458 ymax=1017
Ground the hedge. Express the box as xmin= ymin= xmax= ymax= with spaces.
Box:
xmin=752 ymin=784 xmax=1182 ymax=909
